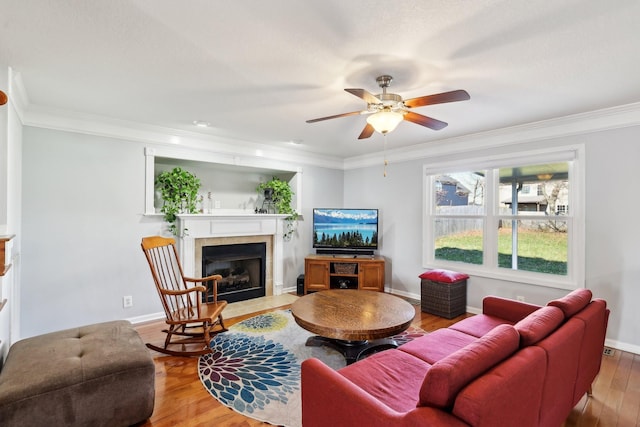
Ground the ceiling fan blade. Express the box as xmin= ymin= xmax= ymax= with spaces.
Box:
xmin=403 ymin=111 xmax=448 ymax=130
xmin=404 ymin=89 xmax=470 ymax=108
xmin=358 ymin=123 xmax=375 ymax=139
xmin=345 ymin=88 xmax=381 ymax=104
xmin=306 ymin=110 xmax=363 ymax=123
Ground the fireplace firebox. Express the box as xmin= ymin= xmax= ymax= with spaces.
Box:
xmin=202 ymin=242 xmax=266 ymax=304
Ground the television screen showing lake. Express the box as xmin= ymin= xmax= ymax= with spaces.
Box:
xmin=314 ymin=224 xmax=378 ymax=247
xmin=313 ymin=208 xmax=379 ymax=248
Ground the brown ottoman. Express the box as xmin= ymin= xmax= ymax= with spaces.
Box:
xmin=420 ymin=269 xmax=469 ymax=319
xmin=0 ymin=320 xmax=155 ymax=427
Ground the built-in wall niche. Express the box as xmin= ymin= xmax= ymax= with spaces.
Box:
xmin=144 ymin=147 xmax=302 ymax=216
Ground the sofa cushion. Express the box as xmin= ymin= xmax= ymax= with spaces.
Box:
xmin=399 ymin=328 xmax=477 ymax=364
xmin=339 ymin=348 xmax=432 ymax=413
xmin=452 ymin=346 xmax=547 ymax=427
xmin=514 ymin=305 xmax=564 ymax=347
xmin=547 ymin=288 xmax=592 ymax=317
xmin=418 ymin=324 xmax=520 ymax=409
xmin=448 ymin=314 xmax=513 ymax=338
xmin=482 ymin=296 xmax=542 ymax=323
xmin=533 ymin=319 xmax=583 ymax=427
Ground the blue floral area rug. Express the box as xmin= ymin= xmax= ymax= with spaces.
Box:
xmin=198 ymin=309 xmax=426 ymax=427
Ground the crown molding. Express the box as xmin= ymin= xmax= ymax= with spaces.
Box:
xmin=344 ymin=102 xmax=640 ymax=170
xmin=20 ymin=104 xmax=346 ymax=171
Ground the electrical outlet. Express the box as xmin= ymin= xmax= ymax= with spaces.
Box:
xmin=516 ymin=295 xmax=525 ymax=302
xmin=123 ymin=295 xmax=133 ymax=308
xmin=603 ymin=347 xmax=615 ymax=356
xmin=215 ymin=200 xmax=221 ymax=209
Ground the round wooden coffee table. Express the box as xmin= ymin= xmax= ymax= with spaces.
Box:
xmin=291 ymin=289 xmax=415 ymax=364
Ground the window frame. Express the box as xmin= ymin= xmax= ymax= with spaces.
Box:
xmin=422 ymin=145 xmax=585 ymax=290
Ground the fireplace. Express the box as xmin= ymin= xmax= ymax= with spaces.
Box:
xmin=177 ymin=214 xmax=286 ymax=301
xmin=202 ymin=242 xmax=266 ymax=303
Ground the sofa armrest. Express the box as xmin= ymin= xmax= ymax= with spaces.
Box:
xmin=482 ymin=296 xmax=541 ymax=323
xmin=301 ymin=358 xmax=468 ymax=427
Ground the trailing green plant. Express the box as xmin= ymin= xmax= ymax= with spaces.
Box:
xmin=156 ymin=167 xmax=201 ymax=235
xmin=256 ymin=177 xmax=299 ymax=240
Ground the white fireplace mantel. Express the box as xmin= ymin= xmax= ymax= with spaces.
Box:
xmin=176 ymin=213 xmax=287 ymax=296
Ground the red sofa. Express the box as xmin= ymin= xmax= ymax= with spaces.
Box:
xmin=301 ymin=289 xmax=609 ymax=427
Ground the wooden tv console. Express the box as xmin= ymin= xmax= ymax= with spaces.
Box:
xmin=304 ymin=255 xmax=385 ymax=294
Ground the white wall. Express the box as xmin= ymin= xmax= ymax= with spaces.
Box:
xmin=283 ymin=165 xmax=344 ymax=288
xmin=583 ymin=127 xmax=640 ymax=352
xmin=344 ymin=127 xmax=640 ymax=353
xmin=0 ymin=65 xmax=11 ymax=359
xmin=0 ymin=68 xmax=7 ymax=229
xmin=344 ymin=157 xmax=425 ymax=295
xmin=0 ymin=66 xmax=22 ymax=361
xmin=20 ymin=126 xmax=344 ymax=338
xmin=21 ymin=128 xmax=161 ymax=337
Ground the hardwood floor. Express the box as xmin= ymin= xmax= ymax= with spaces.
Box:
xmin=135 ymin=299 xmax=640 ymax=427
xmin=563 ymin=347 xmax=640 ymax=427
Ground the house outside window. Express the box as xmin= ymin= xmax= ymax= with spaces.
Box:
xmin=423 ymin=147 xmax=584 ymax=290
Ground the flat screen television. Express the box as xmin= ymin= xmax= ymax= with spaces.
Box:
xmin=313 ymin=208 xmax=379 ymax=255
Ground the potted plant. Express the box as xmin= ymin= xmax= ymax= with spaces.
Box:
xmin=256 ymin=177 xmax=299 ymax=240
xmin=156 ymin=167 xmax=202 ymax=235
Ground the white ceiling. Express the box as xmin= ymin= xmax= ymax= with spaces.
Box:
xmin=2 ymin=1 xmax=640 ymax=160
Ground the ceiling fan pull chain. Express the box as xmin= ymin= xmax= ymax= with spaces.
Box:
xmin=383 ymin=133 xmax=388 ymax=177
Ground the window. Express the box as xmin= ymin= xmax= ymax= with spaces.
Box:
xmin=424 ymin=147 xmax=584 ymax=289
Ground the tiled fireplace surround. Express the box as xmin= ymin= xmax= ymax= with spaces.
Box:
xmin=176 ymin=214 xmax=286 ymax=298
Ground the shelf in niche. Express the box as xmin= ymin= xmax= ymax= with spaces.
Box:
xmin=177 ymin=212 xmax=291 ymax=218
xmin=144 ymin=212 xmax=295 ymax=218
xmin=145 ymin=147 xmax=302 ymax=217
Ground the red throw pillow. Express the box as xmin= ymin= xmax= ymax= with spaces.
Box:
xmin=548 ymin=288 xmax=592 ymax=317
xmin=418 ymin=324 xmax=520 ymax=409
xmin=514 ymin=306 xmax=565 ymax=347
xmin=419 ymin=269 xmax=469 ymax=283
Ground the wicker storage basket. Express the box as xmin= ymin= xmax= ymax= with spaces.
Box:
xmin=333 ymin=262 xmax=357 ymax=274
xmin=420 ymin=277 xmax=467 ymax=319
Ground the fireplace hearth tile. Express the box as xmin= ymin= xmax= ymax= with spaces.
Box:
xmin=224 ymin=294 xmax=299 ymax=319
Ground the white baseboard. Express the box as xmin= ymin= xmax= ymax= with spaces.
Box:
xmin=127 ymin=311 xmax=165 ymax=325
xmin=604 ymin=338 xmax=640 ymax=356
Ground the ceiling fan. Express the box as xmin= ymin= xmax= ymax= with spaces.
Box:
xmin=306 ymin=75 xmax=470 ymax=139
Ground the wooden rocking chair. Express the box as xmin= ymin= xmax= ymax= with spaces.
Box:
xmin=141 ymin=235 xmax=228 ymax=356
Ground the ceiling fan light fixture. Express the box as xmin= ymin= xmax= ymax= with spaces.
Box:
xmin=366 ymin=110 xmax=403 ymax=134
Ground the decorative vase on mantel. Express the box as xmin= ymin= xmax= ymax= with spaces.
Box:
xmin=262 ymin=188 xmax=275 ymax=214
xmin=255 ymin=177 xmax=299 ymax=240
